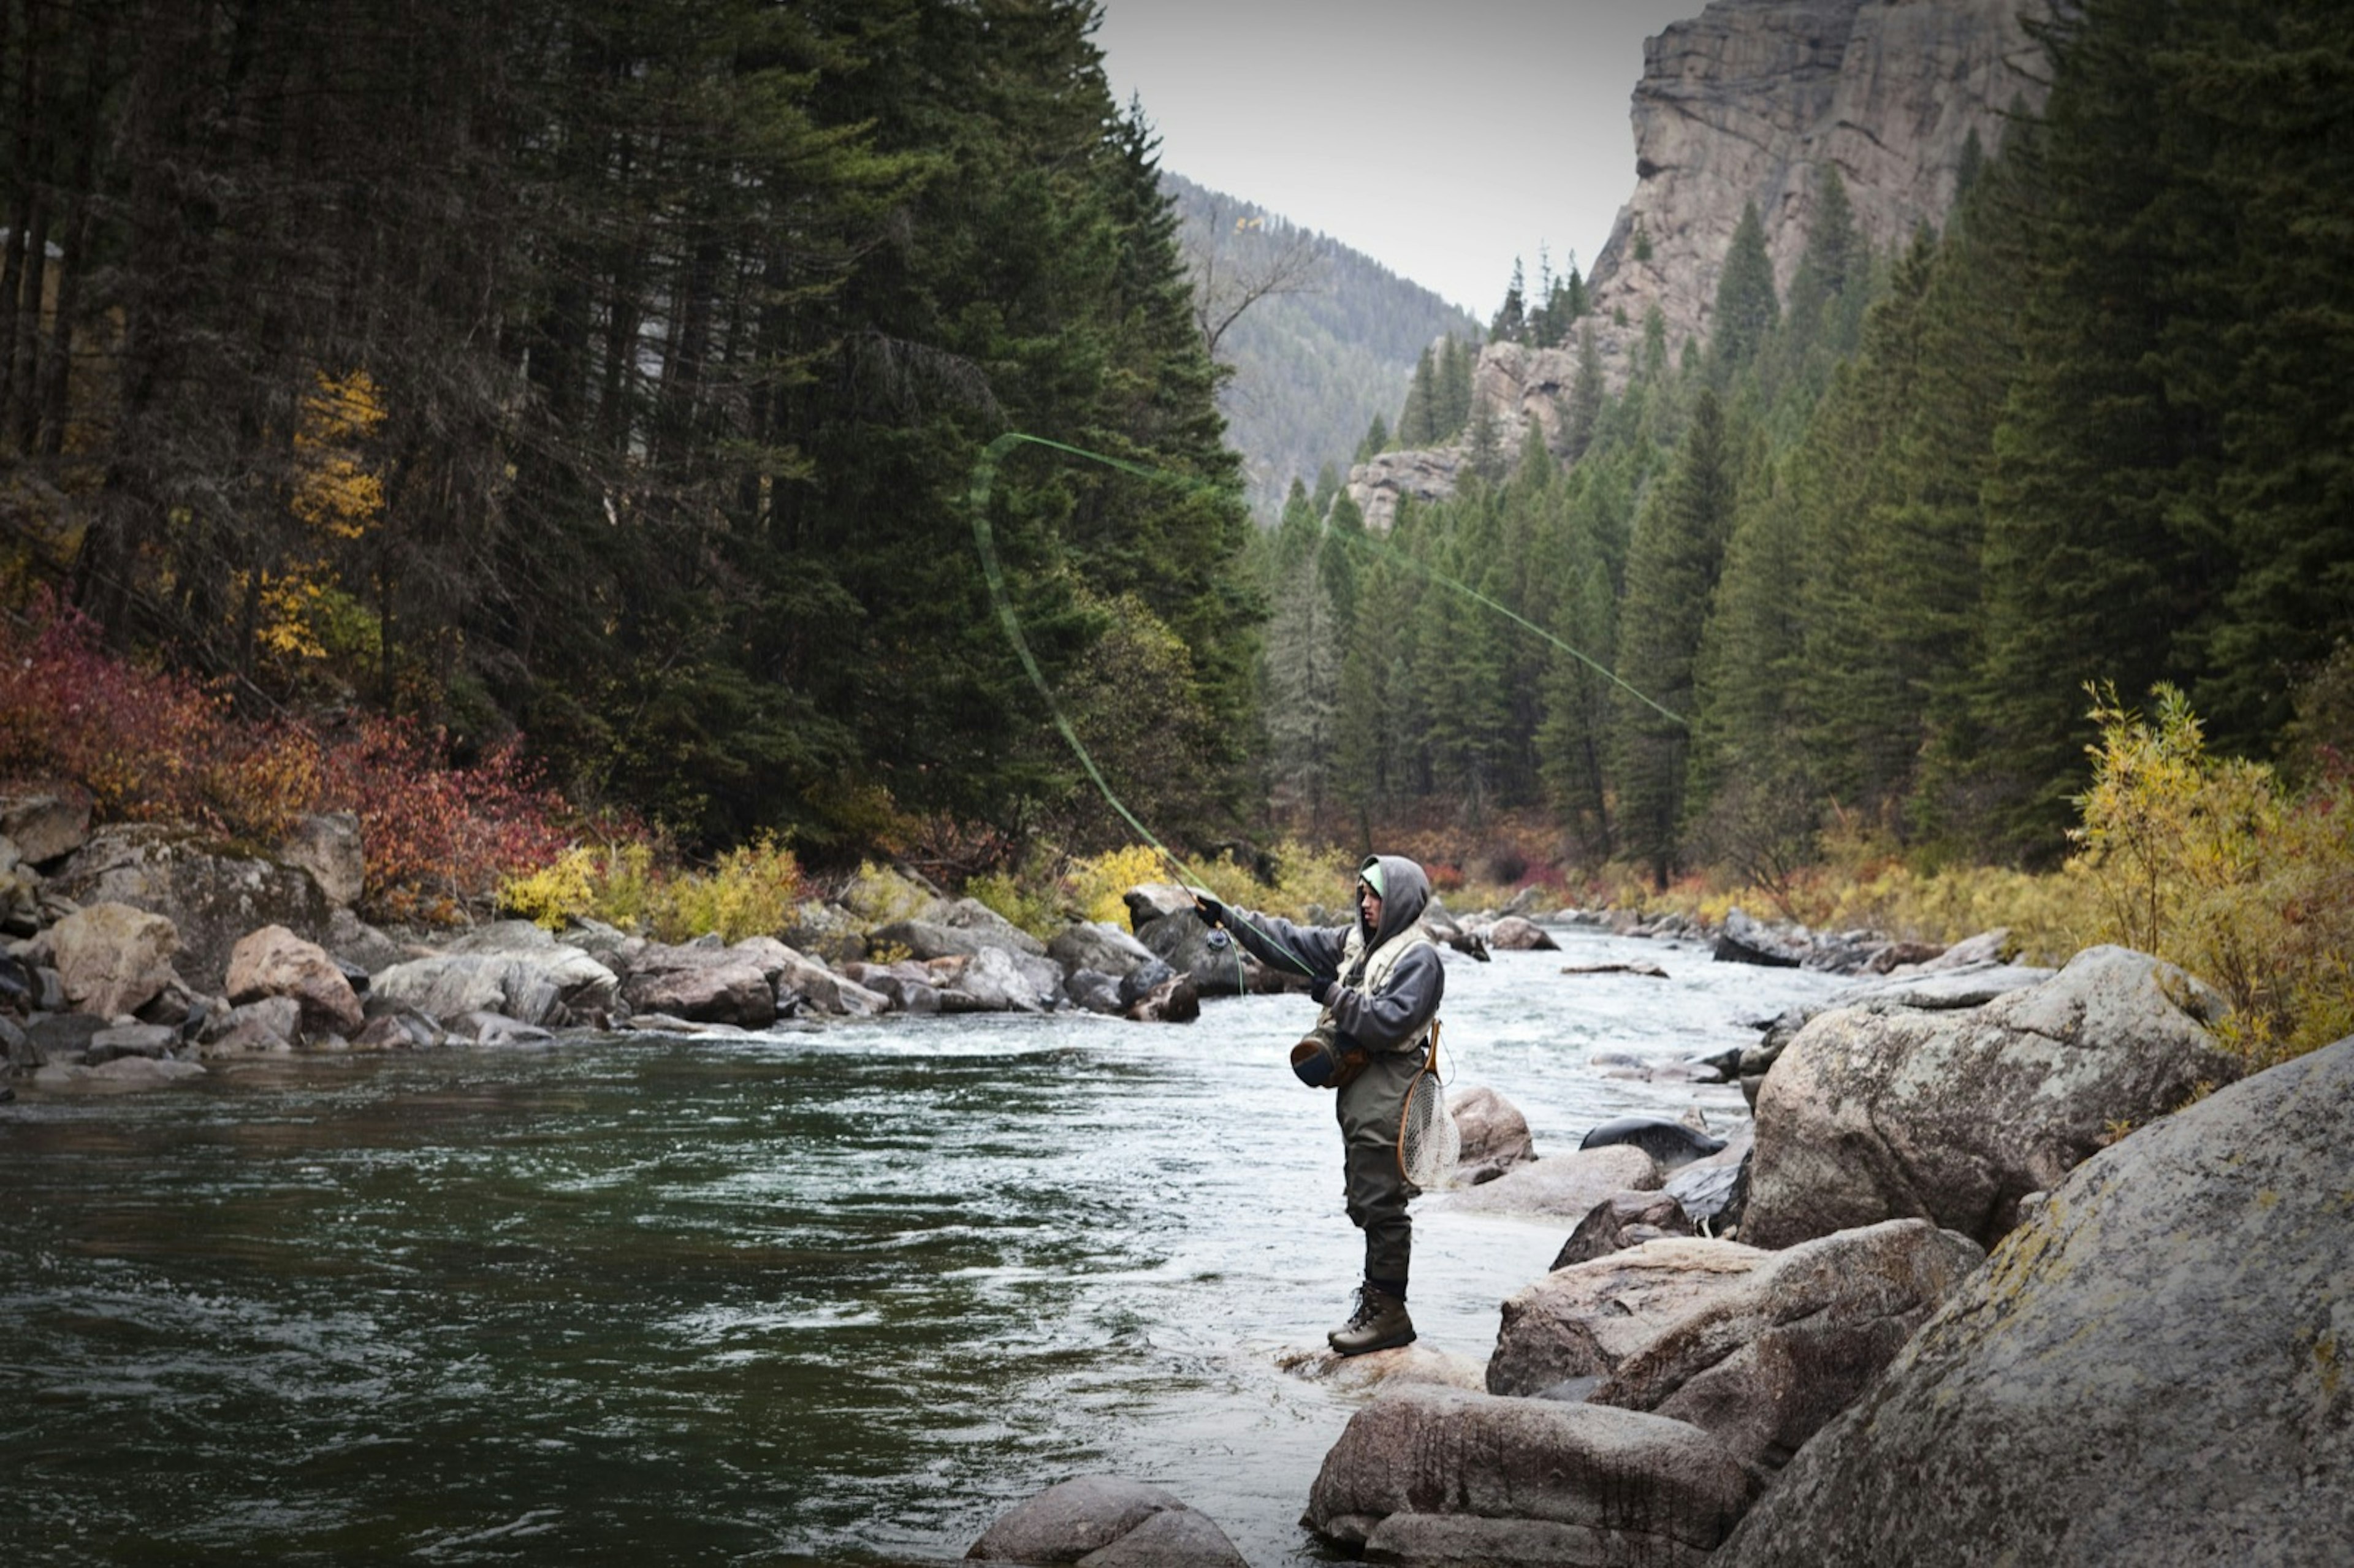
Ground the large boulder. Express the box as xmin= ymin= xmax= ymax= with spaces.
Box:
xmin=1743 ymin=946 xmax=2242 ymax=1249
xmin=48 ymin=902 xmax=181 ymax=1019
xmin=934 ymin=947 xmax=1057 ymax=1013
xmin=1498 ymin=1222 xmax=1985 ymax=1471
xmin=931 ymin=897 xmax=1048 ymax=957
xmin=619 ymin=941 xmax=775 ymax=1027
xmin=968 ymin=1476 xmax=1197 ymax=1563
xmin=226 ymin=924 xmax=365 ymax=1036
xmin=727 ymin=935 xmax=886 ymax=1018
xmin=51 ymin=825 xmax=334 ymax=992
xmin=1304 ymin=1385 xmax=1755 ymax=1564
xmin=1427 ymin=1143 xmax=1659 ymax=1218
xmin=1737 ymin=958 xmax=2055 ymax=1106
xmin=1713 ymin=907 xmax=1806 ymax=967
xmin=1046 ymin=921 xmax=1157 ymax=980
xmin=1449 ymin=1084 xmax=1536 ymax=1184
xmin=1719 ymin=1035 xmax=2354 ymax=1567
xmin=373 ymin=941 xmax=620 ymax=1030
xmin=1483 ymin=915 xmax=1560 ymax=952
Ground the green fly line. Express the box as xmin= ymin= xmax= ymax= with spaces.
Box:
xmin=967 ymin=432 xmax=1313 ymax=984
xmin=1315 ymin=515 xmax=1689 ymax=730
xmin=964 ymin=430 xmax=1689 ymax=981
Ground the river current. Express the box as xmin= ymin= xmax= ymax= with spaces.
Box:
xmin=2 ymin=926 xmax=1845 ymax=1567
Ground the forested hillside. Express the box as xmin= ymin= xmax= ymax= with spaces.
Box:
xmin=1162 ymin=173 xmax=1479 ymax=519
xmin=1258 ymin=0 xmax=2353 ymax=878
xmin=0 ymin=0 xmax=1254 ymax=859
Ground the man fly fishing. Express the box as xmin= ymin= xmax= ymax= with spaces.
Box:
xmin=1192 ymin=855 xmax=1444 ymax=1355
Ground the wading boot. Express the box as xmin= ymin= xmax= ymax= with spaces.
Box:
xmin=1328 ymin=1285 xmax=1415 ymax=1356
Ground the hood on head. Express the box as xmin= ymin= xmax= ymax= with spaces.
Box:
xmin=1358 ymin=854 xmax=1431 ymax=948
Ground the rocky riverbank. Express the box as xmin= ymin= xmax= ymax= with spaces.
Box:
xmin=4 ymin=790 xmax=1971 ymax=1101
xmin=964 ymin=944 xmax=2344 ymax=1567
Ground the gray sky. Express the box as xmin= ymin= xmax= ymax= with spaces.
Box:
xmin=1095 ymin=1 xmax=1711 ymax=316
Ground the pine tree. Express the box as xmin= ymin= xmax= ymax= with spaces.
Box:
xmin=1709 ymin=202 xmax=1780 ymax=381
xmin=1396 ymin=344 xmax=1439 ymax=446
xmin=1437 ymin=333 xmax=1474 ymax=440
xmin=1564 ymin=322 xmax=1604 ymax=463
xmin=1490 ymin=257 xmax=1526 ymax=344
xmin=1615 ymin=388 xmax=1735 ymax=883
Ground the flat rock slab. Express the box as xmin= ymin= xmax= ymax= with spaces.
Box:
xmin=1427 ymin=1144 xmax=1659 ymax=1217
xmin=1305 ymin=1386 xmax=1755 ymax=1554
xmin=1274 ymin=1341 xmax=1489 ymax=1393
xmin=1720 ymin=1033 xmax=2354 ymax=1567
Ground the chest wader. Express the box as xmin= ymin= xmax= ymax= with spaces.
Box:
xmin=1316 ymin=923 xmax=1436 ymax=1298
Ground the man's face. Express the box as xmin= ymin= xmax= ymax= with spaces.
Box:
xmin=1358 ymin=881 xmax=1383 ymax=928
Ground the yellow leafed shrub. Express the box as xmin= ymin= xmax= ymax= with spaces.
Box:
xmin=498 ymin=837 xmax=799 ymax=943
xmin=2070 ymin=683 xmax=2354 ymax=1066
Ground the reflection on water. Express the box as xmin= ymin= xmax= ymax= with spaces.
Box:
xmin=1 ymin=929 xmax=1843 ymax=1566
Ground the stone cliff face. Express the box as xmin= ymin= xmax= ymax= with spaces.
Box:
xmin=1348 ymin=0 xmax=2044 ymax=527
xmin=1586 ymin=0 xmax=2045 ymax=360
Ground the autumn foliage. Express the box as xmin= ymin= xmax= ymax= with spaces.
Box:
xmin=0 ymin=593 xmax=581 ymax=923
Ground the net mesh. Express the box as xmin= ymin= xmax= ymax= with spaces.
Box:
xmin=1398 ymin=1064 xmax=1459 ymax=1190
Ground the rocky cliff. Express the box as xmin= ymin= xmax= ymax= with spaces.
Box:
xmin=1349 ymin=0 xmax=2045 ymax=530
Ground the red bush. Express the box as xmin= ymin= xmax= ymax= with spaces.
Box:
xmin=0 ymin=593 xmax=585 ymax=923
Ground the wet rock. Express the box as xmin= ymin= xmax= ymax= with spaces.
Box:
xmin=84 ymin=1023 xmax=178 ymax=1065
xmin=967 ymin=1475 xmax=1188 ymax=1562
xmin=1743 ymin=946 xmax=2242 ymax=1250
xmin=1303 ymin=1385 xmax=1754 ymax=1559
xmin=1561 ymin=960 xmax=1670 ymax=978
xmin=1123 ymin=973 xmax=1198 ymax=1024
xmin=211 ymin=995 xmax=304 ymax=1052
xmin=1063 ymin=969 xmax=1124 ymax=1015
xmin=1428 ymin=1143 xmax=1660 ymax=1219
xmin=279 ymin=811 xmax=364 ymax=908
xmin=620 ymin=945 xmax=775 ymax=1027
xmin=1718 ymin=1036 xmax=2354 ymax=1567
xmin=48 ymin=901 xmax=181 ymax=1019
xmin=1713 ymin=908 xmax=1806 ymax=967
xmin=352 ymin=1008 xmax=446 ymax=1050
xmin=1448 ymin=1084 xmax=1536 ymax=1184
xmin=1663 ymin=1141 xmax=1751 ymax=1233
xmin=1046 ymin=921 xmax=1156 ymax=980
xmin=1114 ymin=957 xmax=1176 ymax=1009
xmin=1 ymin=1013 xmax=36 ymax=1070
xmin=1484 ymin=915 xmax=1560 ymax=951
xmin=1076 ymin=1507 xmax=1247 ymax=1568
xmin=1550 ymin=1189 xmax=1694 ymax=1269
xmin=1580 ymin=1114 xmax=1727 ymax=1171
xmin=227 ymin=924 xmax=366 ymax=1036
xmin=1493 ymin=1222 xmax=1984 ymax=1474
xmin=454 ymin=1011 xmax=555 ymax=1046
xmin=80 ymin=1054 xmax=206 ymax=1089
xmin=27 ymin=1011 xmax=107 ymax=1060
xmin=1275 ymin=1341 xmax=1489 ymax=1393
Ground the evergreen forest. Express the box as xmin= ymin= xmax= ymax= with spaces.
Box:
xmin=1255 ymin=0 xmax=2352 ymax=885
xmin=0 ymin=0 xmax=1255 ymax=862
xmin=0 ymin=0 xmax=2347 ymax=908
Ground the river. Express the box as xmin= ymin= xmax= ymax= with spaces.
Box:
xmin=2 ymin=925 xmax=1846 ymax=1567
